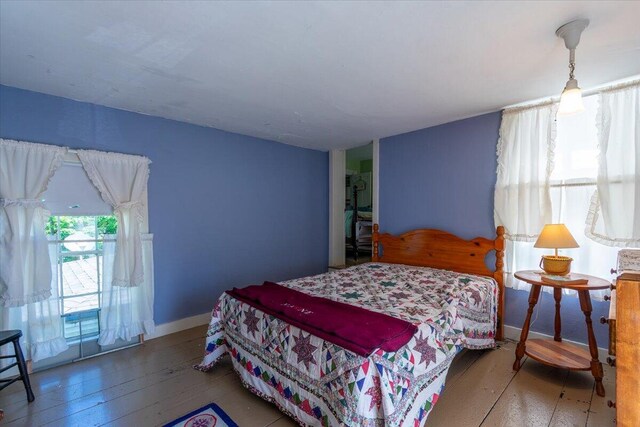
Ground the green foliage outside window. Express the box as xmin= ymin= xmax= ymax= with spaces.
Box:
xmin=46 ymin=215 xmax=118 ymax=239
xmin=46 ymin=215 xmax=118 ymax=262
xmin=97 ymin=216 xmax=117 ymax=236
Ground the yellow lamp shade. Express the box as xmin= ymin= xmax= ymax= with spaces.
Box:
xmin=534 ymin=224 xmax=579 ymax=249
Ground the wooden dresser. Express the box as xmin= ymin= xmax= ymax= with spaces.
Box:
xmin=608 ymin=272 xmax=640 ymax=426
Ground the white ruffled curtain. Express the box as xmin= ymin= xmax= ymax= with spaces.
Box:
xmin=586 ymin=81 xmax=640 ymax=247
xmin=0 ymin=139 xmax=69 ymax=361
xmin=494 ymin=103 xmax=556 ymax=241
xmin=77 ymin=150 xmax=150 ymax=287
xmin=0 ymin=139 xmax=67 ymax=306
xmin=99 ymin=235 xmax=155 ymax=345
xmin=1 ymin=244 xmax=68 ymax=362
xmin=76 ymin=149 xmax=155 ymax=344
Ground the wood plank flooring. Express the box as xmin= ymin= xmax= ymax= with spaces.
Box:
xmin=0 ymin=326 xmax=616 ymax=427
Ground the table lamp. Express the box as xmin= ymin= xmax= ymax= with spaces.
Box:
xmin=534 ymin=224 xmax=579 ymax=275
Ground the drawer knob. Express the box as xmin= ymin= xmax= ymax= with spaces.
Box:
xmin=604 ymin=295 xmax=611 ymax=301
xmin=600 ymin=317 xmax=609 ymax=325
xmin=610 ymin=268 xmax=617 ymax=275
xmin=606 ymin=357 xmax=616 ymax=367
xmin=607 ymin=400 xmax=616 ymax=409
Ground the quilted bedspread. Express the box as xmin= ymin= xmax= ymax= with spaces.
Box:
xmin=196 ymin=263 xmax=497 ymax=427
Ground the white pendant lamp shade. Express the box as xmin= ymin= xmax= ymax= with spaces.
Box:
xmin=558 ymin=79 xmax=585 ymax=115
xmin=556 ymin=19 xmax=589 ymax=116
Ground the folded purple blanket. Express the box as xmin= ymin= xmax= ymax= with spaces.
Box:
xmin=226 ymin=281 xmax=417 ymax=357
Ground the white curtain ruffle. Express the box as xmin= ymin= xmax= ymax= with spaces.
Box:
xmin=494 ymin=103 xmax=557 ymax=242
xmin=0 ymin=139 xmax=67 ymax=307
xmin=77 ymin=150 xmax=150 ymax=287
xmin=0 ymin=242 xmax=69 ymax=362
xmin=586 ymin=81 xmax=640 ymax=247
xmin=98 ymin=235 xmax=155 ymax=345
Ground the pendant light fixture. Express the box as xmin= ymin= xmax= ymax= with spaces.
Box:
xmin=556 ymin=19 xmax=589 ymax=115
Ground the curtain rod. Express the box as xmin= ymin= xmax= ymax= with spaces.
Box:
xmin=504 ymin=78 xmax=639 ymax=113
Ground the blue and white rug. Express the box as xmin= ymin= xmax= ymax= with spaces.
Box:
xmin=164 ymin=403 xmax=238 ymax=427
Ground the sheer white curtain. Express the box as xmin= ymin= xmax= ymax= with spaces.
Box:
xmin=0 ymin=139 xmax=67 ymax=305
xmin=0 ymin=139 xmax=69 ymax=361
xmin=494 ymin=103 xmax=556 ymax=242
xmin=586 ymin=81 xmax=640 ymax=246
xmin=76 ymin=149 xmax=154 ymax=344
xmin=1 ymin=244 xmax=68 ymax=362
xmin=501 ymin=95 xmax=622 ymax=300
xmin=77 ymin=150 xmax=150 ymax=287
xmin=98 ymin=235 xmax=155 ymax=345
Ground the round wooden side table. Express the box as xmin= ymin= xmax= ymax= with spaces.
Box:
xmin=512 ymin=270 xmax=611 ymax=397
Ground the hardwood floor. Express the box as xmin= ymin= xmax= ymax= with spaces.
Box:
xmin=0 ymin=326 xmax=616 ymax=426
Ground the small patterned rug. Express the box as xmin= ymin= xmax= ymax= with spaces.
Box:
xmin=164 ymin=403 xmax=238 ymax=427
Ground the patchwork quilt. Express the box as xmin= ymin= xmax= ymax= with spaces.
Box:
xmin=196 ymin=263 xmax=497 ymax=427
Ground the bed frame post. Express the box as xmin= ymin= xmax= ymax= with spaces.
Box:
xmin=372 ymin=223 xmax=380 ymax=261
xmin=494 ymin=226 xmax=505 ymax=341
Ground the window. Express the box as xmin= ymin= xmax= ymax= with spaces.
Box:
xmin=45 ymin=216 xmax=113 ymax=340
xmin=0 ymin=141 xmax=153 ymax=369
xmin=507 ymin=95 xmax=619 ymax=299
xmin=32 ymin=155 xmax=146 ymax=369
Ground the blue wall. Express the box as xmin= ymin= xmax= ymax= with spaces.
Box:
xmin=380 ymin=112 xmax=610 ymax=346
xmin=0 ymin=85 xmax=328 ymax=325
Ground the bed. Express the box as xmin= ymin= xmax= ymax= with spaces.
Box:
xmin=197 ymin=224 xmax=505 ymax=426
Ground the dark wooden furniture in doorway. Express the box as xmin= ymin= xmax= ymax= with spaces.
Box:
xmin=0 ymin=330 xmax=35 ymax=404
xmin=512 ymin=270 xmax=610 ymax=397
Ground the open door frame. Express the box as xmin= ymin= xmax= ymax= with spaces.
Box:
xmin=328 ymin=139 xmax=379 ymax=268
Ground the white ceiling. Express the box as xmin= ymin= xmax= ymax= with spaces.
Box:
xmin=1 ymin=1 xmax=639 ymax=151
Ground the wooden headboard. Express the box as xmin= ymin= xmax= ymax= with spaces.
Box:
xmin=372 ymin=224 xmax=505 ymax=341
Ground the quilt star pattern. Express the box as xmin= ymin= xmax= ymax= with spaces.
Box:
xmin=196 ymin=263 xmax=497 ymax=427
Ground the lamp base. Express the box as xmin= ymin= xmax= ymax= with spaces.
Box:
xmin=540 ymin=255 xmax=573 ymax=276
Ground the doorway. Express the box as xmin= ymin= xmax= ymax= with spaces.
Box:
xmin=328 ymin=140 xmax=379 ymax=269
xmin=345 ymin=143 xmax=374 ymax=265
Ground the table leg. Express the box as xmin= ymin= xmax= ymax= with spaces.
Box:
xmin=554 ymin=288 xmax=562 ymax=342
xmin=513 ymin=284 xmax=541 ymax=371
xmin=578 ymin=290 xmax=605 ymax=397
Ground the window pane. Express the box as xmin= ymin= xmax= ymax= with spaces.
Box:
xmin=552 ymin=94 xmax=599 ymax=181
xmin=61 ymin=216 xmax=96 ymax=252
xmin=62 ymin=295 xmax=100 ymax=315
xmin=63 ymin=310 xmax=100 ymax=341
xmin=61 ymin=254 xmax=99 ymax=297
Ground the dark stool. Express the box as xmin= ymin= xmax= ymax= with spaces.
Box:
xmin=0 ymin=330 xmax=35 ymax=402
